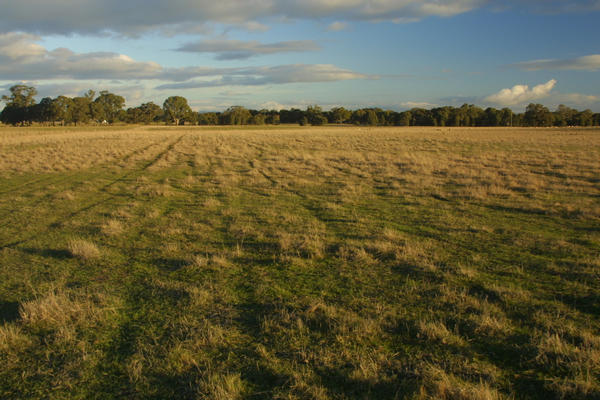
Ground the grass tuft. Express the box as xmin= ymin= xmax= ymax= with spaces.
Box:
xmin=67 ymin=238 xmax=100 ymax=260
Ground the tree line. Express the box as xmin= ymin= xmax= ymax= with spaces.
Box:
xmin=2 ymin=84 xmax=599 ymax=127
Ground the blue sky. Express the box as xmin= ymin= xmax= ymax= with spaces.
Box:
xmin=0 ymin=0 xmax=599 ymax=111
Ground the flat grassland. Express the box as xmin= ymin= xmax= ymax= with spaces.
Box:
xmin=0 ymin=126 xmax=599 ymax=399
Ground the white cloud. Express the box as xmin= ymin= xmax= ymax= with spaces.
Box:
xmin=556 ymin=93 xmax=599 ymax=105
xmin=239 ymin=21 xmax=270 ymax=32
xmin=400 ymin=101 xmax=438 ymax=109
xmin=0 ymin=34 xmax=163 ymax=80
xmin=14 ymin=81 xmax=150 ymax=106
xmin=513 ymin=54 xmax=600 ymax=71
xmin=259 ymin=101 xmax=290 ymax=111
xmin=0 ymin=33 xmax=46 ymax=60
xmin=485 ymin=79 xmax=557 ymax=106
xmin=327 ymin=21 xmax=349 ymax=31
xmin=502 ymin=0 xmax=600 ymax=14
xmin=177 ymin=39 xmax=320 ymax=60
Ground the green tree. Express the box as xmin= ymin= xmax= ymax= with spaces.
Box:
xmin=306 ymin=105 xmax=327 ymax=126
xmin=249 ymin=112 xmax=266 ymax=125
xmin=554 ymin=104 xmax=576 ymax=127
xmin=410 ymin=108 xmax=434 ymax=126
xmin=94 ymin=91 xmax=125 ymax=123
xmin=126 ymin=106 xmax=143 ymax=124
xmin=330 ymin=107 xmax=351 ymax=124
xmin=575 ymin=109 xmax=594 ymax=127
xmin=2 ymin=84 xmax=37 ymax=108
xmin=524 ymin=103 xmax=552 ymax=127
xmin=366 ymin=109 xmax=379 ymax=126
xmin=351 ymin=109 xmax=366 ymax=125
xmin=280 ymin=108 xmax=304 ymax=124
xmin=265 ymin=112 xmax=280 ymax=125
xmin=396 ymin=111 xmax=411 ymax=126
xmin=500 ymin=108 xmax=514 ymax=127
xmin=198 ymin=112 xmax=219 ymax=125
xmin=222 ymin=106 xmax=251 ymax=125
xmin=480 ymin=107 xmax=501 ymax=126
xmin=1 ymin=84 xmax=38 ymax=125
xmin=51 ymin=96 xmax=74 ymax=125
xmin=71 ymin=96 xmax=92 ymax=125
xmin=138 ymin=102 xmax=163 ymax=124
xmin=163 ymin=96 xmax=192 ymax=125
xmin=31 ymin=97 xmax=54 ymax=124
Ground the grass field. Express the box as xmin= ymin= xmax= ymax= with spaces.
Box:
xmin=0 ymin=125 xmax=599 ymax=399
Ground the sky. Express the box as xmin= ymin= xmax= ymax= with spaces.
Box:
xmin=0 ymin=0 xmax=599 ymax=112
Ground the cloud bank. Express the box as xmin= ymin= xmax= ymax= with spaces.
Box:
xmin=513 ymin=54 xmax=600 ymax=71
xmin=327 ymin=22 xmax=349 ymax=31
xmin=0 ymin=33 xmax=368 ymax=89
xmin=485 ymin=79 xmax=557 ymax=106
xmin=177 ymin=39 xmax=320 ymax=60
xmin=2 ymin=1 xmax=598 ymax=36
xmin=156 ymin=64 xmax=370 ymax=90
xmin=0 ymin=0 xmax=485 ymax=35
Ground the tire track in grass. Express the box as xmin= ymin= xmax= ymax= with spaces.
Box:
xmin=0 ymin=135 xmax=174 ymax=237
xmin=0 ymin=135 xmax=186 ymax=250
xmin=0 ymin=134 xmax=173 ymax=217
xmin=0 ymin=131 xmax=170 ymax=196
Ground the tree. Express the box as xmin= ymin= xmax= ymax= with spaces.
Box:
xmin=410 ymin=108 xmax=434 ymax=126
xmin=396 ymin=111 xmax=411 ymax=126
xmin=51 ymin=96 xmax=74 ymax=125
xmin=306 ymin=105 xmax=327 ymax=126
xmin=221 ymin=106 xmax=251 ymax=125
xmin=351 ymin=109 xmax=366 ymax=125
xmin=264 ymin=111 xmax=280 ymax=125
xmin=137 ymin=102 xmax=162 ymax=124
xmin=554 ymin=104 xmax=576 ymax=127
xmin=524 ymin=103 xmax=552 ymax=127
xmin=330 ymin=107 xmax=351 ymax=124
xmin=2 ymin=84 xmax=37 ymax=108
xmin=249 ymin=112 xmax=266 ymax=125
xmin=71 ymin=96 xmax=92 ymax=125
xmin=30 ymin=97 xmax=54 ymax=124
xmin=379 ymin=110 xmax=395 ymax=126
xmin=500 ymin=108 xmax=513 ymax=127
xmin=94 ymin=91 xmax=125 ymax=123
xmin=163 ymin=96 xmax=192 ymax=125
xmin=575 ymin=109 xmax=594 ymax=127
xmin=1 ymin=85 xmax=38 ymax=125
xmin=198 ymin=112 xmax=219 ymax=125
xmin=280 ymin=108 xmax=304 ymax=124
xmin=366 ymin=109 xmax=379 ymax=126
xmin=480 ymin=107 xmax=501 ymax=126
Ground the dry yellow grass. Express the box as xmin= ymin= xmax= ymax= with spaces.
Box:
xmin=1 ymin=125 xmax=599 ymax=399
xmin=67 ymin=238 xmax=100 ymax=260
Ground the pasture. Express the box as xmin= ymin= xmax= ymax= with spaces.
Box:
xmin=0 ymin=125 xmax=599 ymax=399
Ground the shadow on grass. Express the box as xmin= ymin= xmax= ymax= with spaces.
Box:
xmin=316 ymin=366 xmax=417 ymax=399
xmin=562 ymin=292 xmax=600 ymax=316
xmin=467 ymin=282 xmax=502 ymax=303
xmin=21 ymin=247 xmax=72 ymax=259
xmin=153 ymin=257 xmax=188 ymax=272
xmin=0 ymin=300 xmax=20 ymax=323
